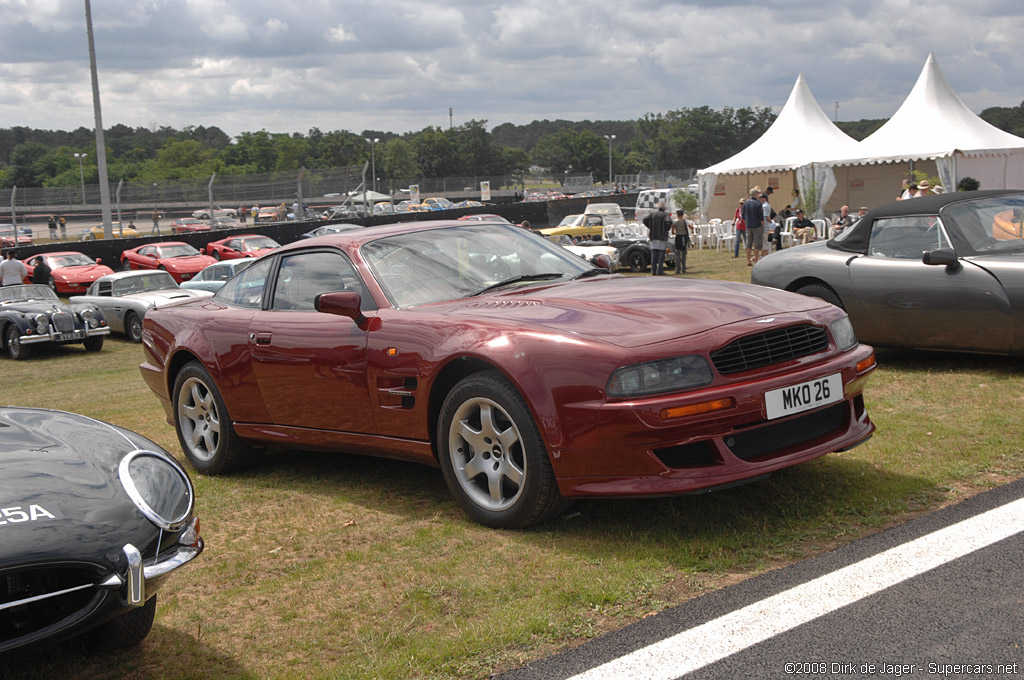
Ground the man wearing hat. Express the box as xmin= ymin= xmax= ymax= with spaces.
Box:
xmin=915 ymin=180 xmax=931 ymax=197
xmin=792 ymin=209 xmax=816 ymax=244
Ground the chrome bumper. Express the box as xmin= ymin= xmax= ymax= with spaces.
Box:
xmin=20 ymin=325 xmax=111 ymax=345
xmin=99 ymin=538 xmax=204 ymax=606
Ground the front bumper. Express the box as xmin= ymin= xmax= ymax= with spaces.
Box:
xmin=19 ymin=324 xmax=110 ymax=345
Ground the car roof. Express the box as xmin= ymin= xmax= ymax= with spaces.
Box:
xmin=94 ymin=270 xmax=173 ymax=282
xmin=829 ymin=189 xmax=1024 ymax=254
xmin=275 ymin=219 xmax=508 ymax=253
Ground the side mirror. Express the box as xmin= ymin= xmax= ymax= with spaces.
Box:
xmin=315 ymin=291 xmax=370 ymax=329
xmin=922 ymin=248 xmax=960 ymax=270
xmin=96 ymin=257 xmax=103 ymax=265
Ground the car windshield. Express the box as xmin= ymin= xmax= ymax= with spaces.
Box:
xmin=158 ymin=244 xmax=201 ymax=258
xmin=360 ymin=224 xmax=593 ymax=308
xmin=113 ymin=272 xmax=178 ymax=294
xmin=942 ymin=192 xmax=1024 ymax=254
xmin=48 ymin=253 xmax=94 ymax=267
xmin=0 ymin=284 xmax=58 ymax=304
xmin=242 ymin=237 xmax=279 ymax=251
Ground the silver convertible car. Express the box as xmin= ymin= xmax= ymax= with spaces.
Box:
xmin=70 ymin=271 xmax=212 ymax=343
xmin=752 ymin=190 xmax=1024 ymax=355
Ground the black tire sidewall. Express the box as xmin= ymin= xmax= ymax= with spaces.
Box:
xmin=796 ymin=283 xmax=844 ymax=309
xmin=437 ymin=371 xmax=559 ymax=528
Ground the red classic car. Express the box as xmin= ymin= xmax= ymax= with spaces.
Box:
xmin=22 ymin=251 xmax=115 ymax=294
xmin=140 ymin=221 xmax=876 ymax=529
xmin=120 ymin=242 xmax=217 ymax=283
xmin=169 ymin=218 xmax=211 ymax=235
xmin=203 ymin=234 xmax=280 ymax=260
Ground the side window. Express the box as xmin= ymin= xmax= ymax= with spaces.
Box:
xmin=96 ymin=281 xmax=113 ymax=296
xmin=215 ymin=257 xmax=272 ymax=308
xmin=271 ymin=251 xmax=370 ymax=312
xmin=868 ymin=216 xmax=951 ymax=259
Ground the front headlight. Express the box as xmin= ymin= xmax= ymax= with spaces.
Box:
xmin=32 ymin=313 xmax=48 ymax=334
xmin=118 ymin=450 xmax=195 ymax=531
xmin=607 ymin=355 xmax=714 ymax=397
xmin=830 ymin=316 xmax=858 ymax=351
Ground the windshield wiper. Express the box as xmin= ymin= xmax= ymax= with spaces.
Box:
xmin=469 ymin=273 xmax=565 ymax=296
xmin=572 ymin=268 xmax=605 ymax=280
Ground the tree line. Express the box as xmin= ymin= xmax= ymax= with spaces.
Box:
xmin=2 ymin=100 xmax=1020 ymax=190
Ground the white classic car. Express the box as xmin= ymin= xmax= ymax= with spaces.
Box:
xmin=70 ymin=270 xmax=212 ymax=342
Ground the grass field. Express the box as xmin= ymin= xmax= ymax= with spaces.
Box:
xmin=2 ymin=247 xmax=1022 ymax=679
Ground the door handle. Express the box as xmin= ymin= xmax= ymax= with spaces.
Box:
xmin=251 ymin=331 xmax=272 ymax=345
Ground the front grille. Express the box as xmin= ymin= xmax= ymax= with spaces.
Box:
xmin=711 ymin=324 xmax=828 ymax=375
xmin=654 ymin=441 xmax=717 ymax=468
xmin=51 ymin=312 xmax=74 ymax=333
xmin=725 ymin=402 xmax=847 ymax=461
xmin=1 ymin=566 xmax=101 ymax=645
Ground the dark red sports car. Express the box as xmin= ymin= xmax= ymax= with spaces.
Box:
xmin=140 ymin=220 xmax=876 ymax=528
xmin=22 ymin=251 xmax=115 ymax=294
xmin=121 ymin=241 xmax=217 ymax=283
xmin=203 ymin=234 xmax=280 ymax=260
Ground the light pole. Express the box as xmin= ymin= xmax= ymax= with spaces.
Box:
xmin=603 ymin=134 xmax=615 ymax=186
xmin=365 ymin=137 xmax=380 ymax=193
xmin=73 ymin=152 xmax=87 ymax=205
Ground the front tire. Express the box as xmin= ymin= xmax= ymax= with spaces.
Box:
xmin=438 ymin=371 xmax=569 ymax=528
xmin=795 ymin=283 xmax=844 ymax=310
xmin=83 ymin=336 xmax=104 ymax=352
xmin=173 ymin=361 xmax=262 ymax=474
xmin=83 ymin=595 xmax=156 ymax=651
xmin=125 ymin=311 xmax=143 ymax=343
xmin=6 ymin=325 xmax=31 ymax=360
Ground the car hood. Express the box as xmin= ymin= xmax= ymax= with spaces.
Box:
xmin=0 ymin=299 xmax=73 ymax=315
xmin=123 ymin=288 xmax=212 ymax=305
xmin=0 ymin=408 xmax=160 ymax=565
xmin=163 ymin=255 xmax=215 ymax=268
xmin=444 ymin=276 xmax=830 ymax=348
xmin=55 ymin=264 xmax=114 ymax=280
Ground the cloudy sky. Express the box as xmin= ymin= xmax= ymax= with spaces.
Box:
xmin=1 ymin=0 xmax=1022 ymax=139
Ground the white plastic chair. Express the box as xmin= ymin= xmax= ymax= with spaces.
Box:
xmin=779 ymin=216 xmax=796 ymax=247
xmin=812 ymin=219 xmax=828 ymax=240
xmin=715 ymin=220 xmax=736 ymax=252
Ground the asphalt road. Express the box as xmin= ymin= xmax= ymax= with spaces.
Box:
xmin=498 ymin=478 xmax=1024 ymax=680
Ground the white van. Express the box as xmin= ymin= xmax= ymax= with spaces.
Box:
xmin=634 ymin=189 xmax=681 ymax=225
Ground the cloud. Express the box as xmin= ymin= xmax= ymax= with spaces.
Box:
xmin=0 ymin=0 xmax=1021 ymax=139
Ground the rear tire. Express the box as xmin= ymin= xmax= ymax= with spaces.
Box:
xmin=438 ymin=371 xmax=571 ymax=528
xmin=173 ymin=361 xmax=262 ymax=474
xmin=795 ymin=283 xmax=844 ymax=310
xmin=627 ymin=250 xmax=648 ymax=272
xmin=212 ymin=251 xmax=221 ymax=261
xmin=125 ymin=311 xmax=143 ymax=343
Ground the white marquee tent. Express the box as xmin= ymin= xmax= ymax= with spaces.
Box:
xmin=697 ymin=74 xmax=862 ymax=220
xmin=819 ymin=53 xmax=1024 ymax=211
xmin=697 ymin=54 xmax=1024 ymax=221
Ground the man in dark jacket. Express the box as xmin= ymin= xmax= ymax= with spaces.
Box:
xmin=642 ymin=202 xmax=673 ymax=275
xmin=741 ymin=188 xmax=765 ymax=265
xmin=32 ymin=257 xmax=52 ymax=286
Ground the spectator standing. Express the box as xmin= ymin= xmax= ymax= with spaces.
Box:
xmin=239 ymin=206 xmax=247 ymax=224
xmin=58 ymin=216 xmax=67 ymax=239
xmin=671 ymin=210 xmax=691 ymax=274
xmin=741 ymin=188 xmax=765 ymax=265
xmin=152 ymin=210 xmax=161 ymax=235
xmin=642 ymin=202 xmax=672 ymax=276
xmin=915 ymin=180 xmax=931 ymax=197
xmin=48 ymin=216 xmax=57 ymax=240
xmin=760 ymin=193 xmax=781 ymax=252
xmin=1 ymin=250 xmax=27 ymax=286
xmin=733 ymin=199 xmax=746 ymax=258
xmin=32 ymin=256 xmax=52 ymax=286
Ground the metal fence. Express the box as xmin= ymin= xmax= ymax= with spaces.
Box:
xmin=7 ymin=166 xmax=695 ymax=218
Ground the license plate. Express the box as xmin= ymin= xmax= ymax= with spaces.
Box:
xmin=56 ymin=331 xmax=85 ymax=342
xmin=764 ymin=373 xmax=842 ymax=420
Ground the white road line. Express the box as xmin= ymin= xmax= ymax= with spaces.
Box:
xmin=569 ymin=497 xmax=1024 ymax=680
